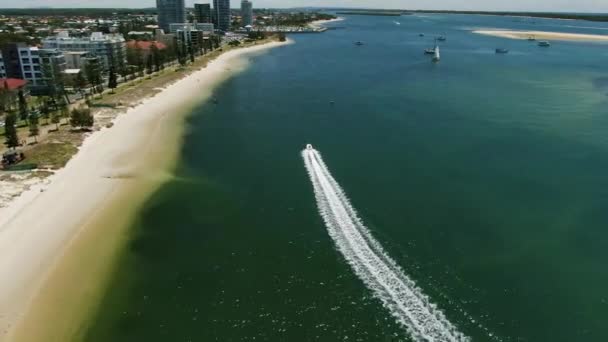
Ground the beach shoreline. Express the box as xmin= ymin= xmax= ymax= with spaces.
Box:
xmin=309 ymin=17 xmax=344 ymax=28
xmin=473 ymin=29 xmax=608 ymax=41
xmin=0 ymin=39 xmax=291 ymax=342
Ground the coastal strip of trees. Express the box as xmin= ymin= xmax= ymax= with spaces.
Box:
xmin=410 ymin=10 xmax=608 ymax=22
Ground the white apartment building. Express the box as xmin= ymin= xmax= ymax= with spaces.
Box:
xmin=0 ymin=44 xmax=65 ymax=90
xmin=42 ymin=32 xmax=126 ymax=71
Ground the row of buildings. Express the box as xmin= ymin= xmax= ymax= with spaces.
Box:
xmin=1 ymin=1 xmax=253 ymax=96
xmin=0 ymin=32 xmax=126 ymax=94
xmin=157 ymin=0 xmax=254 ymax=33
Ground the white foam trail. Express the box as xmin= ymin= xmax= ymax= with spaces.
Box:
xmin=302 ymin=147 xmax=469 ymax=342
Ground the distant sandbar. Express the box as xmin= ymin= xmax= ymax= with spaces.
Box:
xmin=473 ymin=30 xmax=608 ymax=42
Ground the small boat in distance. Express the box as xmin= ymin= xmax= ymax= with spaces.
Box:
xmin=538 ymin=41 xmax=551 ymax=47
xmin=424 ymin=47 xmax=436 ymax=54
xmin=528 ymin=36 xmax=536 ymax=41
xmin=306 ymin=144 xmax=313 ymax=150
xmin=419 ymin=33 xmax=425 ymax=37
xmin=354 ymin=41 xmax=364 ymax=46
xmin=495 ymin=48 xmax=509 ymax=54
xmin=437 ymin=35 xmax=446 ymax=41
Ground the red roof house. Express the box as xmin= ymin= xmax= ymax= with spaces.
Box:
xmin=0 ymin=78 xmax=28 ymax=92
xmin=127 ymin=41 xmax=168 ymax=51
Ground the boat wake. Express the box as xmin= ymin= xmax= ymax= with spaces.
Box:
xmin=302 ymin=146 xmax=469 ymax=342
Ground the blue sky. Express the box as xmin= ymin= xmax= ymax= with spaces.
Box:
xmin=1 ymin=0 xmax=608 ymax=12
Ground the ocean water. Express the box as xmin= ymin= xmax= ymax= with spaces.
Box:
xmin=85 ymin=14 xmax=608 ymax=342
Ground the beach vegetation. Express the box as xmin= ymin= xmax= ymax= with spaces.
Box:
xmin=3 ymin=113 xmax=19 ymax=149
xmin=108 ymin=66 xmax=118 ymax=93
xmin=28 ymin=113 xmax=40 ymax=143
xmin=70 ymin=106 xmax=94 ymax=131
xmin=75 ymin=71 xmax=88 ymax=99
xmin=18 ymin=90 xmax=29 ymax=122
xmin=51 ymin=110 xmax=61 ymax=131
xmin=42 ymin=58 xmax=70 ymax=106
xmin=84 ymin=58 xmax=104 ymax=95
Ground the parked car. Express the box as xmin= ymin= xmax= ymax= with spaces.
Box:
xmin=1 ymin=150 xmax=25 ymax=168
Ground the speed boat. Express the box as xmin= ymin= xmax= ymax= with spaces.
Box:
xmin=437 ymin=35 xmax=447 ymax=41
xmin=538 ymin=41 xmax=551 ymax=47
xmin=306 ymin=144 xmax=313 ymax=150
xmin=432 ymin=45 xmax=440 ymax=62
xmin=495 ymin=48 xmax=509 ymax=54
xmin=354 ymin=41 xmax=364 ymax=46
xmin=424 ymin=47 xmax=436 ymax=54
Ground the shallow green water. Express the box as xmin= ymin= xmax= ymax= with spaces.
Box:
xmin=85 ymin=14 xmax=608 ymax=342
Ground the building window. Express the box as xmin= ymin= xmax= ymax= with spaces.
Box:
xmin=24 ymin=72 xmax=33 ymax=78
xmin=32 ymin=58 xmax=40 ymax=64
xmin=22 ymin=58 xmax=30 ymax=64
xmin=31 ymin=50 xmax=39 ymax=55
xmin=34 ymin=65 xmax=40 ymax=71
xmin=23 ymin=65 xmax=31 ymax=71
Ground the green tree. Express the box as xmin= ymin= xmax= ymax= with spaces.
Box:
xmin=4 ymin=113 xmax=19 ymax=149
xmin=84 ymin=58 xmax=103 ymax=95
xmin=51 ymin=110 xmax=61 ymax=130
xmin=28 ymin=113 xmax=40 ymax=143
xmin=114 ymin=45 xmax=128 ymax=79
xmin=108 ymin=65 xmax=118 ymax=93
xmin=146 ymin=54 xmax=154 ymax=75
xmin=150 ymin=42 xmax=162 ymax=71
xmin=41 ymin=57 xmax=70 ymax=105
xmin=70 ymin=106 xmax=94 ymax=130
xmin=18 ymin=90 xmax=28 ymax=122
xmin=189 ymin=44 xmax=195 ymax=63
xmin=75 ymin=71 xmax=88 ymax=98
xmin=39 ymin=97 xmax=51 ymax=125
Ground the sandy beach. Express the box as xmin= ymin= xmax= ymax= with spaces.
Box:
xmin=474 ymin=29 xmax=608 ymax=42
xmin=309 ymin=17 xmax=344 ymax=28
xmin=0 ymin=39 xmax=289 ymax=342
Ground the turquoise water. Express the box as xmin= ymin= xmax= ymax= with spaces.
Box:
xmin=86 ymin=14 xmax=608 ymax=341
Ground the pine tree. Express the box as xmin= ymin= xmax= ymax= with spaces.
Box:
xmin=108 ymin=65 xmax=118 ymax=93
xmin=4 ymin=113 xmax=19 ymax=149
xmin=150 ymin=43 xmax=162 ymax=72
xmin=84 ymin=58 xmax=103 ymax=95
xmin=146 ymin=54 xmax=154 ymax=75
xmin=28 ymin=112 xmax=40 ymax=143
xmin=75 ymin=71 xmax=87 ymax=98
xmin=18 ymin=90 xmax=28 ymax=122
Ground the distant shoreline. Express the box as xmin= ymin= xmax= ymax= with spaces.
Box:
xmin=474 ymin=29 xmax=608 ymax=41
xmin=2 ymin=8 xmax=607 ymax=22
xmin=411 ymin=10 xmax=608 ymax=22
